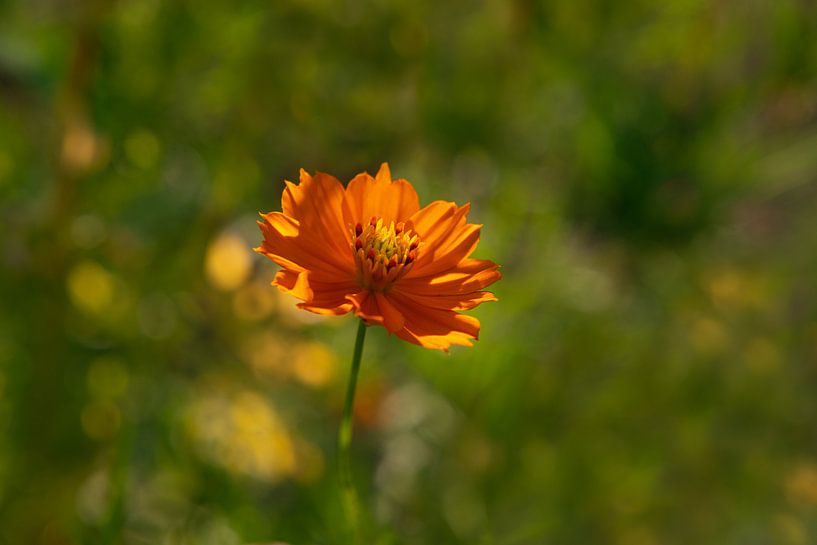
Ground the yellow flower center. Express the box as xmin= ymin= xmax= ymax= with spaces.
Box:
xmin=351 ymin=216 xmax=420 ymax=291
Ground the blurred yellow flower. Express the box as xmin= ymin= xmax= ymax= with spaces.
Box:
xmin=67 ymin=261 xmax=115 ymax=315
xmin=185 ymin=390 xmax=312 ymax=482
xmin=785 ymin=463 xmax=817 ymax=507
xmin=205 ymin=232 xmax=252 ymax=291
xmin=291 ymin=341 xmax=337 ymax=388
xmin=232 ymin=279 xmax=278 ymax=321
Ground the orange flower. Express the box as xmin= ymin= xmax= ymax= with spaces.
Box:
xmin=255 ymin=163 xmax=500 ymax=351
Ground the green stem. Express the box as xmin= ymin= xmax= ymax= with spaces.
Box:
xmin=338 ymin=319 xmax=367 ymax=544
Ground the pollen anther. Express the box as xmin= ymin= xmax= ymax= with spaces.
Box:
xmin=350 ymin=216 xmax=420 ymax=291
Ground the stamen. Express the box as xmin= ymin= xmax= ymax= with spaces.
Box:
xmin=350 ymin=216 xmax=421 ymax=291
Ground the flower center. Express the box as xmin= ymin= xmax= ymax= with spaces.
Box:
xmin=351 ymin=216 xmax=419 ymax=291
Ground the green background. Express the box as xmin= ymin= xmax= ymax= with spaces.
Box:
xmin=2 ymin=0 xmax=817 ymax=544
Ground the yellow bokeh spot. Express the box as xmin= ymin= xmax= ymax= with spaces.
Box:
xmin=274 ymin=289 xmax=329 ymax=325
xmin=81 ymin=400 xmax=121 ymax=440
xmin=707 ymin=268 xmax=743 ymax=307
xmin=232 ymin=280 xmax=277 ymax=321
xmin=185 ymin=390 xmax=298 ymax=482
xmin=242 ymin=334 xmax=338 ymax=388
xmin=87 ymin=357 xmax=129 ymax=399
xmin=690 ymin=317 xmax=728 ymax=355
xmin=706 ymin=267 xmax=771 ymax=312
xmin=786 ymin=463 xmax=817 ymax=506
xmin=243 ymin=332 xmax=289 ymax=379
xmin=124 ymin=129 xmax=160 ymax=169
xmin=62 ymin=122 xmax=102 ymax=174
xmin=67 ymin=261 xmax=115 ymax=315
xmin=205 ymin=232 xmax=252 ymax=291
xmin=291 ymin=341 xmax=336 ymax=388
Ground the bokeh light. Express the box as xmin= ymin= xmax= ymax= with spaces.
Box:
xmin=205 ymin=232 xmax=253 ymax=291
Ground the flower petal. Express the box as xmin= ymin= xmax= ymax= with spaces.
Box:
xmin=396 ymin=328 xmax=476 ymax=351
xmin=344 ymin=290 xmax=405 ymax=333
xmin=390 ymin=288 xmax=497 ymax=311
xmin=375 ymin=292 xmax=405 ymax=333
xmin=273 ymin=269 xmax=358 ymax=316
xmin=397 ymin=258 xmax=501 ymax=295
xmin=298 ymin=298 xmax=356 ymax=316
xmin=345 ymin=291 xmax=384 ymax=327
xmin=280 ymin=170 xmax=354 ymax=262
xmin=407 ymin=201 xmax=462 ymax=244
xmin=280 ymin=169 xmax=312 ymax=217
xmin=256 ymin=214 xmax=353 ymax=280
xmin=406 ymin=222 xmax=482 ymax=279
xmin=386 ymin=291 xmax=482 ymax=351
xmin=344 ymin=162 xmax=420 ymax=225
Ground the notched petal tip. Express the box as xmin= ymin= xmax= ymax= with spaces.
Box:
xmin=375 ymin=162 xmax=391 ymax=183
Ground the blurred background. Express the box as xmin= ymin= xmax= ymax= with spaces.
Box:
xmin=2 ymin=0 xmax=817 ymax=544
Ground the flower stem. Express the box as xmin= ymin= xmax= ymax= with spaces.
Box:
xmin=338 ymin=319 xmax=367 ymax=544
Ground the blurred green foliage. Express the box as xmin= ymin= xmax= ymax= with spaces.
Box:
xmin=2 ymin=0 xmax=817 ymax=544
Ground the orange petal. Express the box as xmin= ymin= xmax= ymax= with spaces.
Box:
xmin=274 ymin=270 xmax=358 ymax=316
xmin=397 ymin=259 xmax=501 ymax=295
xmin=279 ymin=170 xmax=353 ymax=261
xmin=344 ymin=163 xmax=420 ymax=225
xmin=408 ymin=201 xmax=462 ymax=243
xmin=405 ymin=222 xmax=482 ymax=279
xmin=396 ymin=328 xmax=476 ymax=351
xmin=345 ymin=291 xmax=385 ymax=327
xmin=391 ymin=287 xmax=497 ymax=311
xmin=387 ymin=291 xmax=481 ymax=351
xmin=272 ymin=268 xmax=299 ymax=290
xmin=375 ymin=162 xmax=391 ymax=184
xmin=261 ymin=210 xmax=300 ymax=237
xmin=280 ymin=169 xmax=313 ymax=217
xmin=375 ymin=292 xmax=405 ymax=333
xmin=297 ymin=301 xmax=355 ymax=316
xmin=344 ymin=291 xmax=404 ymax=333
xmin=256 ymin=216 xmax=353 ymax=281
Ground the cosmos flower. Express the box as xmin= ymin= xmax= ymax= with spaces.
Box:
xmin=255 ymin=163 xmax=500 ymax=351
